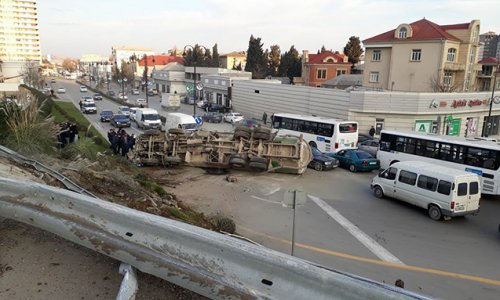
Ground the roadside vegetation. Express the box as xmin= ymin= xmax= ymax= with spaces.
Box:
xmin=0 ymin=85 xmax=236 ymax=233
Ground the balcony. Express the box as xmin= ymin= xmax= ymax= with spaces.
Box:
xmin=477 ymin=72 xmax=493 ymax=78
xmin=444 ymin=62 xmax=465 ymax=71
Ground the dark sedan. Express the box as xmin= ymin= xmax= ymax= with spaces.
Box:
xmin=308 ymin=147 xmax=339 ymax=171
xmin=202 ymin=112 xmax=223 ymax=123
xmin=100 ymin=110 xmax=113 ymax=122
xmin=110 ymin=114 xmax=131 ymax=128
xmin=328 ymin=149 xmax=380 ymax=172
xmin=233 ymin=118 xmax=260 ymax=129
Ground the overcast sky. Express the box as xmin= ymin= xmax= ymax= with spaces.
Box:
xmin=38 ymin=0 xmax=500 ymax=58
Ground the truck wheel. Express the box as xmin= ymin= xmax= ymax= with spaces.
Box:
xmin=249 ymin=157 xmax=268 ymax=165
xmin=234 ymin=126 xmax=251 ymax=133
xmin=249 ymin=161 xmax=268 ymax=171
xmin=229 ymin=155 xmax=246 ymax=168
xmin=373 ymin=186 xmax=384 ymax=198
xmin=428 ymin=205 xmax=442 ymax=221
xmin=234 ymin=130 xmax=250 ymax=140
xmin=254 ymin=127 xmax=271 ymax=135
xmin=253 ymin=132 xmax=270 ymax=140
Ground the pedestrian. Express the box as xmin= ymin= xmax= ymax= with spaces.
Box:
xmin=262 ymin=112 xmax=268 ymax=125
xmin=107 ymin=129 xmax=116 ymax=145
xmin=79 ymin=100 xmax=83 ymax=110
xmin=369 ymin=126 xmax=376 ymax=137
xmin=127 ymin=134 xmax=136 ymax=152
xmin=112 ymin=132 xmax=120 ymax=154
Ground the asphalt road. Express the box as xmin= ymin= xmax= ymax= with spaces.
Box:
xmin=50 ymin=79 xmax=500 ymax=300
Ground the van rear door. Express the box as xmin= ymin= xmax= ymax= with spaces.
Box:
xmin=453 ymin=177 xmax=480 ymax=213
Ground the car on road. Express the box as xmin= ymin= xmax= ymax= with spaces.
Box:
xmin=308 ymin=147 xmax=339 ymax=171
xmin=196 ymin=100 xmax=207 ymax=108
xmin=118 ymin=93 xmax=128 ymax=101
xmin=81 ymin=101 xmax=97 ymax=114
xmin=358 ymin=133 xmax=374 ymax=144
xmin=135 ymin=98 xmax=147 ymax=107
xmin=233 ymin=118 xmax=260 ymax=129
xmin=328 ymin=149 xmax=380 ymax=172
xmin=100 ymin=111 xmax=113 ymax=122
xmin=108 ymin=91 xmax=116 ymax=97
xmin=110 ymin=114 xmax=131 ymax=128
xmin=50 ymin=78 xmax=56 ymax=83
xmin=118 ymin=105 xmax=131 ymax=116
xmin=357 ymin=139 xmax=379 ymax=157
xmin=201 ymin=112 xmax=223 ymax=123
xmin=224 ymin=112 xmax=244 ymax=124
xmin=80 ymin=86 xmax=88 ymax=92
xmin=93 ymin=93 xmax=103 ymax=101
xmin=132 ymin=89 xmax=140 ymax=95
xmin=57 ymin=87 xmax=66 ymax=94
xmin=81 ymin=96 xmax=93 ymax=102
xmin=129 ymin=107 xmax=139 ymax=122
xmin=205 ymin=103 xmax=229 ymax=113
xmin=182 ymin=96 xmax=195 ymax=105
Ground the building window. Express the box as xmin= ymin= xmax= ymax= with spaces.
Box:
xmin=411 ymin=49 xmax=422 ymax=61
xmin=336 ymin=70 xmax=347 ymax=76
xmin=447 ymin=48 xmax=456 ymax=62
xmin=398 ymin=27 xmax=408 ymax=39
xmin=369 ymin=72 xmax=379 ymax=83
xmin=372 ymin=50 xmax=381 ymax=61
xmin=317 ymin=69 xmax=327 ymax=79
xmin=443 ymin=72 xmax=453 ymax=86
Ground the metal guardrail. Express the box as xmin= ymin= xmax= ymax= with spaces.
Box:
xmin=0 ymin=145 xmax=96 ymax=198
xmin=0 ymin=176 xmax=431 ymax=300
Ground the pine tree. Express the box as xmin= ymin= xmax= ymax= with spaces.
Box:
xmin=278 ymin=46 xmax=301 ymax=82
xmin=183 ymin=44 xmax=209 ymax=67
xmin=212 ymin=43 xmax=220 ymax=67
xmin=343 ymin=36 xmax=364 ymax=66
xmin=268 ymin=45 xmax=281 ymax=77
xmin=245 ymin=35 xmax=267 ymax=79
xmin=320 ymin=45 xmax=327 ymax=53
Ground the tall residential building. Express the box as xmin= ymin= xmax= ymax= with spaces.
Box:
xmin=478 ymin=31 xmax=499 ymax=61
xmin=0 ymin=0 xmax=41 ymax=62
xmin=362 ymin=18 xmax=481 ymax=92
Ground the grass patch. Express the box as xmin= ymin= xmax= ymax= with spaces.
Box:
xmin=61 ymin=137 xmax=98 ymax=160
xmin=135 ymin=173 xmax=167 ymax=197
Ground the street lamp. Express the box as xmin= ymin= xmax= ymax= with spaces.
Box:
xmin=484 ymin=57 xmax=500 ymax=137
xmin=184 ymin=44 xmax=208 ymax=117
xmin=118 ymin=77 xmax=127 ymax=100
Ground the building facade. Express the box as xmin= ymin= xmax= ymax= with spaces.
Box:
xmin=301 ymin=50 xmax=351 ymax=87
xmin=152 ymin=62 xmax=186 ymax=95
xmin=478 ymin=31 xmax=499 ymax=61
xmin=111 ymin=46 xmax=154 ymax=70
xmin=477 ymin=57 xmax=500 ymax=92
xmin=136 ymin=55 xmax=183 ymax=78
xmin=219 ymin=51 xmax=247 ymax=69
xmin=200 ymin=73 xmax=251 ymax=108
xmin=362 ymin=19 xmax=481 ymax=92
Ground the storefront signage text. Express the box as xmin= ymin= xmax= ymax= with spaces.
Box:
xmin=430 ymin=98 xmax=489 ymax=109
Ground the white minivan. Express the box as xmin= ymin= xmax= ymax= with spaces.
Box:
xmin=136 ymin=108 xmax=162 ymax=130
xmin=164 ymin=113 xmax=197 ymax=133
xmin=371 ymin=161 xmax=480 ymax=221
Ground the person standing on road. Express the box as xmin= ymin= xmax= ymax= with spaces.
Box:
xmin=369 ymin=126 xmax=375 ymax=137
xmin=262 ymin=112 xmax=268 ymax=125
xmin=79 ymin=100 xmax=83 ymax=110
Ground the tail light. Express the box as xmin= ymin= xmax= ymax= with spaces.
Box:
xmin=362 ymin=160 xmax=367 ymax=166
xmin=335 ymin=143 xmax=339 ymax=149
xmin=450 ymin=201 xmax=455 ymax=210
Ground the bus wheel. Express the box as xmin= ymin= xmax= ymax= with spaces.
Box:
xmin=428 ymin=205 xmax=442 ymax=221
xmin=309 ymin=141 xmax=317 ymax=149
xmin=373 ymin=186 xmax=384 ymax=198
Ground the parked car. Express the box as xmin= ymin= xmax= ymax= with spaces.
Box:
xmin=118 ymin=105 xmax=131 ymax=116
xmin=93 ymin=93 xmax=103 ymax=101
xmin=308 ymin=147 xmax=339 ymax=171
xmin=108 ymin=91 xmax=116 ymax=97
xmin=233 ymin=118 xmax=260 ymax=129
xmin=328 ymin=149 xmax=380 ymax=172
xmin=50 ymin=78 xmax=56 ymax=83
xmin=110 ymin=114 xmax=131 ymax=128
xmin=183 ymin=96 xmax=195 ymax=105
xmin=135 ymin=98 xmax=147 ymax=107
xmin=100 ymin=111 xmax=113 ymax=122
xmin=118 ymin=93 xmax=128 ymax=101
xmin=206 ymin=103 xmax=229 ymax=113
xmin=132 ymin=89 xmax=140 ymax=95
xmin=80 ymin=86 xmax=88 ymax=92
xmin=147 ymin=90 xmax=155 ymax=97
xmin=201 ymin=112 xmax=223 ymax=123
xmin=358 ymin=133 xmax=374 ymax=144
xmin=57 ymin=87 xmax=66 ymax=94
xmin=224 ymin=112 xmax=244 ymax=123
xmin=357 ymin=139 xmax=379 ymax=157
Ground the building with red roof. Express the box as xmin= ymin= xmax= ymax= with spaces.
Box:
xmin=135 ymin=55 xmax=184 ymax=78
xmin=362 ymin=18 xmax=481 ymax=92
xmin=301 ymin=50 xmax=351 ymax=87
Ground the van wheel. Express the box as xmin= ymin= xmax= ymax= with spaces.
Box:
xmin=428 ymin=205 xmax=442 ymax=221
xmin=373 ymin=186 xmax=384 ymax=198
xmin=349 ymin=164 xmax=357 ymax=172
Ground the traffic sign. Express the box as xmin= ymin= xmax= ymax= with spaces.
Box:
xmin=196 ymin=83 xmax=204 ymax=91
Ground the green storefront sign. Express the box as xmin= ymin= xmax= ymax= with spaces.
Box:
xmin=415 ymin=120 xmax=432 ymax=133
xmin=448 ymin=118 xmax=461 ymax=136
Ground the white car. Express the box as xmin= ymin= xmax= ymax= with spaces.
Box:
xmin=129 ymin=107 xmax=138 ymax=122
xmin=196 ymin=100 xmax=207 ymax=108
xmin=118 ymin=93 xmax=128 ymax=101
xmin=57 ymin=87 xmax=66 ymax=93
xmin=80 ymin=86 xmax=88 ymax=92
xmin=132 ymin=89 xmax=140 ymax=95
xmin=224 ymin=112 xmax=244 ymax=123
xmin=135 ymin=98 xmax=147 ymax=107
xmin=118 ymin=105 xmax=131 ymax=116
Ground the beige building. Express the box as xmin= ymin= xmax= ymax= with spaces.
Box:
xmin=111 ymin=46 xmax=154 ymax=70
xmin=363 ymin=19 xmax=481 ymax=92
xmin=219 ymin=51 xmax=246 ymax=69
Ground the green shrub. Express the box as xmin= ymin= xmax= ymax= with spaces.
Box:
xmin=61 ymin=137 xmax=97 ymax=160
xmin=211 ymin=214 xmax=236 ymax=233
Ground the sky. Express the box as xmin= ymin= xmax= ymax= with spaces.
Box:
xmin=38 ymin=0 xmax=500 ymax=58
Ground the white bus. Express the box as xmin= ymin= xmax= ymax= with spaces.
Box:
xmin=378 ymin=129 xmax=500 ymax=195
xmin=271 ymin=113 xmax=358 ymax=153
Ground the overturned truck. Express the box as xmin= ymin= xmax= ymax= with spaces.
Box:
xmin=132 ymin=126 xmax=313 ymax=174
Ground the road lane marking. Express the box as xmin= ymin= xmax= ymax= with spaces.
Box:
xmin=237 ymin=224 xmax=500 ymax=287
xmin=250 ymin=195 xmax=282 ymax=205
xmin=264 ymin=187 xmax=281 ymax=196
xmin=308 ymin=195 xmax=404 ymax=265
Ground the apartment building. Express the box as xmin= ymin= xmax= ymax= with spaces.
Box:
xmin=0 ymin=0 xmax=41 ymax=83
xmin=219 ymin=51 xmax=246 ymax=69
xmin=478 ymin=31 xmax=499 ymax=61
xmin=301 ymin=50 xmax=351 ymax=87
xmin=362 ymin=18 xmax=481 ymax=92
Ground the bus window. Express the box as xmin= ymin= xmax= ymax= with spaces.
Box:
xmin=272 ymin=116 xmax=282 ymax=128
xmin=339 ymin=123 xmax=357 ymax=133
xmin=318 ymin=123 xmax=333 ymax=137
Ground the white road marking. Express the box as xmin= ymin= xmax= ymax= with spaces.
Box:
xmin=250 ymin=195 xmax=282 ymax=205
xmin=308 ymin=195 xmax=404 ymax=265
xmin=264 ymin=187 xmax=281 ymax=196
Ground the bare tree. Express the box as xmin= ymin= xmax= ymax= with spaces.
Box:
xmin=20 ymin=61 xmax=43 ymax=88
xmin=62 ymin=58 xmax=78 ymax=72
xmin=429 ymin=75 xmax=461 ymax=92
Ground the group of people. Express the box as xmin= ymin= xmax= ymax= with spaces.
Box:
xmin=57 ymin=122 xmax=79 ymax=148
xmin=107 ymin=128 xmax=136 ymax=157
